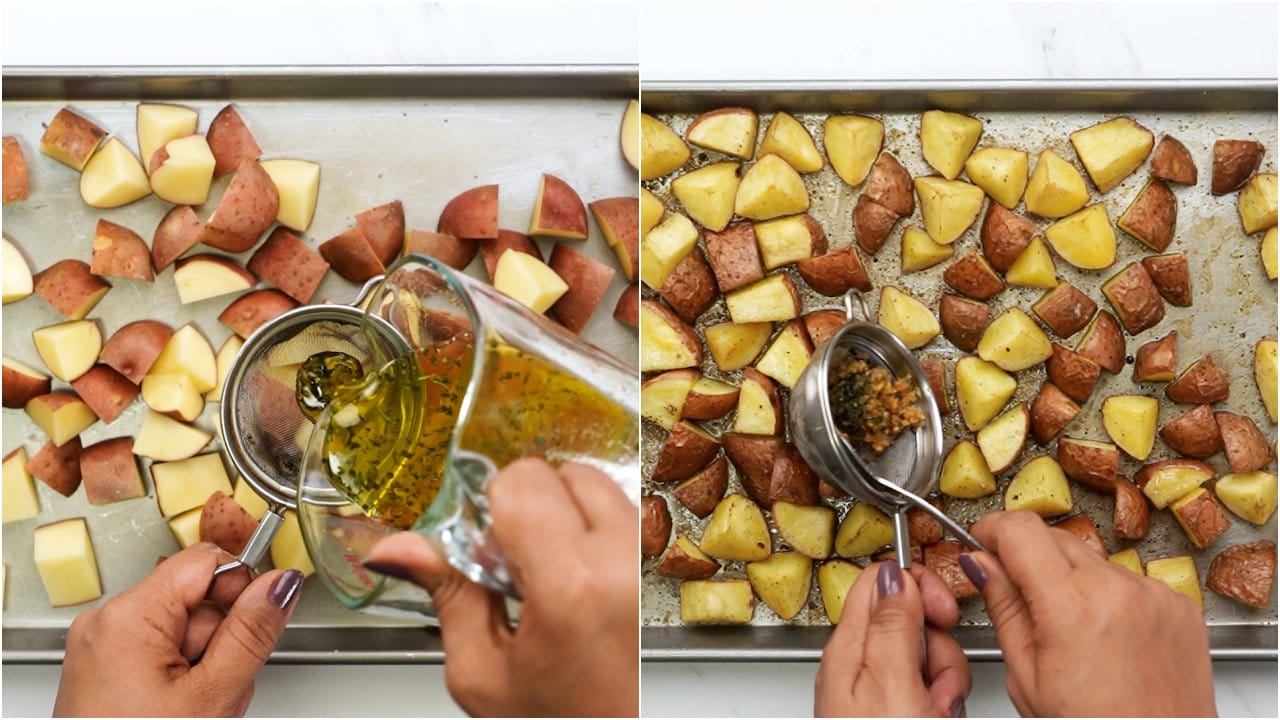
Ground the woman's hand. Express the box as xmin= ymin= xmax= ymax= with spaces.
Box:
xmin=962 ymin=510 xmax=1216 ymax=717
xmin=54 ymin=543 xmax=303 ymax=717
xmin=815 ymin=561 xmax=972 ymax=718
xmin=365 ymin=457 xmax=638 ymax=717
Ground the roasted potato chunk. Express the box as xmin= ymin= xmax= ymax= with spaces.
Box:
xmin=1045 ymin=204 xmax=1117 ymax=270
xmin=1069 ymin=116 xmax=1153 ymax=193
xmin=923 ymin=540 xmax=980 ymax=599
xmin=940 ymin=440 xmax=997 ymax=499
xmin=943 ymin=251 xmax=1005 ymax=300
xmin=747 ymin=552 xmax=814 ymax=620
xmin=1025 ymin=149 xmax=1089 ymax=218
xmin=658 ymin=246 xmax=719 ymax=324
xmin=914 ymin=177 xmax=986 ymax=245
xmin=1113 ymin=478 xmax=1151 ymax=541
xmin=704 ymin=222 xmax=765 ymax=292
xmin=1170 ymin=488 xmax=1231 ymax=550
xmin=1075 ymin=310 xmax=1126 ymax=374
xmin=1141 ymin=253 xmax=1192 ymax=308
xmin=1029 ymin=383 xmax=1080 ymax=445
xmin=1102 ymin=262 xmax=1165 ymax=335
xmin=680 ymin=579 xmax=754 ymax=624
xmin=977 ymin=307 xmax=1052 ymax=372
xmin=1052 ymin=514 xmax=1107 ymax=559
xmin=824 ymin=115 xmax=884 ymax=186
xmin=651 ymin=421 xmax=720 ymax=483
xmin=1166 ymin=354 xmax=1229 ymax=405
xmin=1146 ymin=556 xmax=1203 ymax=608
xmin=640 ymin=300 xmax=702 ymax=372
xmin=1133 ymin=331 xmax=1178 ymax=383
xmin=1238 ymin=173 xmax=1278 ymax=234
xmin=878 ymin=286 xmax=941 ymax=350
xmin=1207 ymin=541 xmax=1276 ymax=609
xmin=1032 ymin=282 xmax=1097 ymax=339
xmin=1215 ymin=471 xmax=1278 ymax=526
xmin=1136 ymin=459 xmax=1215 ymax=510
xmin=1046 ymin=343 xmax=1101 ymax=404
xmin=1151 ymin=135 xmax=1197 ymax=185
xmin=1118 ymin=179 xmax=1177 ymax=252
xmin=1216 ymin=411 xmax=1273 ymax=473
xmin=671 ymin=456 xmax=729 ymax=518
xmin=656 ymin=535 xmax=721 ymax=579
xmin=955 ymin=355 xmax=1017 ymax=432
xmin=1057 ymin=437 xmax=1120 ymax=494
xmin=773 ymin=501 xmax=836 ymax=559
xmin=1102 ymin=394 xmax=1159 ymax=461
xmin=979 ymin=201 xmax=1036 ymax=272
xmin=641 ymin=496 xmax=672 ymax=557
xmin=685 ymin=107 xmax=758 ymax=160
xmin=722 ymin=432 xmax=780 ymax=505
xmin=700 ymin=493 xmax=772 ymax=562
xmin=977 ymin=403 xmax=1030 ymax=473
xmin=1160 ymin=404 xmax=1223 ymax=459
xmin=939 ymin=294 xmax=991 ymax=353
xmin=1212 ymin=139 xmax=1264 ymax=195
xmin=796 ymin=246 xmax=872 ymax=296
xmin=735 ymin=154 xmax=810 ymax=221
xmin=1005 ymin=456 xmax=1073 ymax=517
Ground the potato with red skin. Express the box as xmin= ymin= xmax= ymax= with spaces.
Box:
xmin=2 ymin=358 xmax=51 ymax=408
xmin=1046 ymin=343 xmax=1100 ymax=404
xmin=1151 ymin=135 xmax=1197 ymax=185
xmin=796 ymin=246 xmax=872 ymax=296
xmin=1133 ymin=331 xmax=1178 ymax=383
xmin=1141 ymin=253 xmax=1192 ymax=307
xmin=656 ymin=537 xmax=721 ymax=579
xmin=39 ymin=108 xmax=106 ymax=171
xmin=319 ymin=227 xmax=384 ymax=282
xmin=656 ymin=246 xmax=717 ymax=324
xmin=1052 ymin=514 xmax=1107 ymax=558
xmin=199 ymin=158 xmax=279 ymax=253
xmin=589 ymin=197 xmax=639 ymax=281
xmin=853 ymin=195 xmax=901 ymax=254
xmin=28 ymin=438 xmax=82 ymax=497
xmin=529 ymin=174 xmax=588 ymax=240
xmin=1207 ymin=540 xmax=1276 ymax=608
xmin=548 ymin=243 xmax=618 ymax=334
xmin=803 ymin=309 xmax=847 ymax=350
xmin=923 ymin=541 xmax=979 ymax=600
xmin=151 ymin=205 xmax=203 ymax=272
xmin=1030 ymin=382 xmax=1081 ymax=445
xmin=939 ymin=294 xmax=991 ymax=353
xmin=1160 ymin=405 xmax=1224 ymax=459
xmin=438 ymin=185 xmax=499 ymax=240
xmin=683 ymin=378 xmax=739 ymax=421
xmin=199 ymin=490 xmax=258 ymax=555
xmin=33 ymin=260 xmax=111 ymax=321
xmin=1057 ymin=437 xmax=1120 ymax=493
xmin=671 ymin=456 xmax=728 ymax=518
xmin=99 ymin=320 xmax=172 ymax=385
xmin=640 ymin=300 xmax=701 ymax=372
xmin=703 ymin=222 xmax=764 ymax=292
xmin=70 ymin=365 xmax=138 ymax=424
xmin=1216 ymin=412 xmax=1273 ymax=473
xmin=943 ymin=251 xmax=1004 ymax=301
xmin=1102 ymin=262 xmax=1165 ymax=335
xmin=405 ymin=230 xmax=477 ymax=271
xmin=651 ymin=421 xmax=719 ymax=483
xmin=218 ymin=289 xmax=299 ymax=339
xmin=1166 ymin=354 xmax=1230 ymax=404
xmin=479 ymin=230 xmax=542 ymax=280
xmin=641 ymin=496 xmax=672 ymax=557
xmin=1032 ymin=282 xmax=1097 ymax=339
xmin=1118 ymin=179 xmax=1177 ymax=252
xmin=1075 ymin=310 xmax=1126 ymax=374
xmin=863 ymin=153 xmax=915 ymax=216
xmin=247 ymin=227 xmax=330 ymax=304
xmin=766 ymin=443 xmax=820 ymax=507
xmin=1171 ymin=488 xmax=1231 ymax=549
xmin=1212 ymin=139 xmax=1264 ymax=195
xmin=80 ymin=437 xmax=144 ymax=505
xmin=1113 ymin=477 xmax=1151 ymax=541
xmin=920 ymin=358 xmax=951 ymax=414
xmin=4 ymin=136 xmax=30 ymax=202
xmin=613 ymin=284 xmax=639 ymax=328
xmin=356 ymin=200 xmax=405 ymax=265
xmin=722 ymin=432 xmax=781 ymax=507
xmin=907 ymin=504 xmax=944 ymax=546
xmin=206 ymin=105 xmax=262 ymax=178
xmin=980 ymin=202 xmax=1036 ymax=272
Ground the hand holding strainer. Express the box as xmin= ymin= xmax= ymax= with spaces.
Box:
xmin=790 ymin=290 xmax=989 ymax=570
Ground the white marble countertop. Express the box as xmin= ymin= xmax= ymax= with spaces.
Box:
xmin=2 ymin=1 xmax=1275 ymax=717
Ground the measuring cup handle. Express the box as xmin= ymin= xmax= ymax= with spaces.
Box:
xmin=213 ymin=506 xmax=286 ymax=577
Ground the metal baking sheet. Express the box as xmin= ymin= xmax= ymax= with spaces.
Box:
xmin=640 ymin=80 xmax=1278 ymax=661
xmin=2 ymin=66 xmax=638 ymax=663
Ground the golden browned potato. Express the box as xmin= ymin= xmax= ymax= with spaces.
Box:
xmin=1102 ymin=262 xmax=1165 ymax=335
xmin=1030 ymin=383 xmax=1080 ymax=445
xmin=977 ymin=403 xmax=1030 ymax=473
xmin=1113 ymin=478 xmax=1151 ymax=541
xmin=704 ymin=321 xmax=772 ymax=372
xmin=1238 ymin=173 xmax=1278 ymax=234
xmin=671 ymin=162 xmax=740 ymax=232
xmin=685 ymin=107 xmax=758 ymax=160
xmin=640 ymin=112 xmax=690 ymax=180
xmin=835 ymin=502 xmax=894 ymax=558
xmin=1215 ymin=471 xmax=1277 ymax=526
xmin=758 ymin=112 xmax=823 ymax=173
xmin=642 ymin=212 xmax=699 ymax=290
xmin=1005 ymin=237 xmax=1059 ymax=289
xmin=641 ymin=368 xmax=697 ymax=430
xmin=980 ymin=202 xmax=1036 ymax=272
xmin=658 ymin=246 xmax=719 ymax=324
xmin=818 ymin=560 xmax=863 ymax=623
xmin=671 ymin=456 xmax=729 ymax=518
xmin=1216 ymin=411 xmax=1273 ymax=473
xmin=766 ymin=443 xmax=820 ymax=507
xmin=906 ymin=503 xmax=944 ymax=546
xmin=976 ymin=307 xmax=1052 ymax=372
xmin=1212 ymin=139 xmax=1264 ymax=195
xmin=824 ymin=115 xmax=883 ymax=186
xmin=641 ymin=495 xmax=672 ymax=557
xmin=1166 ymin=354 xmax=1230 ymax=405
xmin=920 ymin=357 xmax=952 ymax=414
xmin=39 ymin=108 xmax=106 ymax=171
xmin=1160 ymin=404 xmax=1223 ymax=459
xmin=863 ymin=153 xmax=916 ymax=216
xmin=955 ymin=355 xmax=1017 ymax=432
xmin=1025 ymin=149 xmax=1089 ymax=218
xmin=1032 ymin=282 xmax=1097 ymax=339
xmin=1151 ymin=135 xmax=1198 ymax=185
xmin=651 ymin=421 xmax=720 ymax=483
xmin=914 ymin=177 xmax=986 ymax=245
xmin=735 ymin=154 xmax=810 ymax=220
xmin=1052 ymin=514 xmax=1107 ymax=558
xmin=1136 ymin=459 xmax=1215 ymax=510
xmin=3 ymin=136 xmax=29 ymax=202
xmin=920 ymin=110 xmax=983 ymax=180
xmin=939 ymin=440 xmax=997 ymax=499
xmin=773 ymin=501 xmax=835 ymax=559
xmin=756 ymin=319 xmax=815 ymax=390
xmin=1133 ymin=331 xmax=1178 ymax=383
xmin=656 ymin=535 xmax=721 ymax=579
xmin=1057 ymin=437 xmax=1120 ymax=494
xmin=1069 ymin=116 xmax=1154 ymax=193
xmin=1005 ymin=456 xmax=1073 ymax=517
xmin=1102 ymin=395 xmax=1159 ymax=461
xmin=943 ymin=251 xmax=1005 ymax=300
xmin=1171 ymin=487 xmax=1232 ymax=549
xmin=1146 ymin=556 xmax=1203 ymax=608
xmin=680 ymin=579 xmax=755 ymax=624
xmin=1256 ymin=339 xmax=1278 ymax=423
xmin=1047 ymin=343 xmax=1101 ymax=404
xmin=1118 ymin=179 xmax=1177 ymax=252
xmin=640 ymin=300 xmax=702 ymax=372
xmin=683 ymin=376 xmax=740 ymax=422
xmin=1141 ymin=253 xmax=1192 ymax=308
xmin=939 ymin=294 xmax=991 ymax=353
xmin=965 ymin=146 xmax=1028 ymax=209
xmin=878 ymin=286 xmax=941 ymax=349
xmin=1075 ymin=310 xmax=1126 ymax=374
xmin=734 ymin=368 xmax=783 ymax=436
xmin=1045 ymin=204 xmax=1117 ymax=270
xmin=796 ymin=246 xmax=872 ymax=296
xmin=901 ymin=226 xmax=955 ymax=273
xmin=755 ymin=214 xmax=828 ymax=271
xmin=724 ymin=274 xmax=801 ymax=324
xmin=747 ymin=551 xmax=813 ymax=620
xmin=1110 ymin=548 xmax=1145 ymax=574
xmin=700 ymin=493 xmax=772 ymax=562
xmin=1207 ymin=540 xmax=1276 ymax=609
xmin=923 ymin=540 xmax=980 ymax=599
xmin=803 ymin=309 xmax=848 ymax=350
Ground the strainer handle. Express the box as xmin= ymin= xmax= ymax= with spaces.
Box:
xmin=214 ymin=507 xmax=286 ymax=577
xmin=843 ymin=289 xmax=872 ymax=323
xmin=876 ymin=475 xmax=990 ymax=554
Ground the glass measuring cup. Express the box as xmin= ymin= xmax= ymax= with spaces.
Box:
xmin=294 ymin=255 xmax=640 ymax=616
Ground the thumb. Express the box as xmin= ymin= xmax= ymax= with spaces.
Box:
xmin=189 ymin=569 xmax=302 ymax=698
xmin=860 ymin=562 xmax=927 ymax=686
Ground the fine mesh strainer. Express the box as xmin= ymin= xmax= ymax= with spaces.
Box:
xmin=213 ymin=280 xmax=413 ymax=576
xmin=790 ymin=290 xmax=988 ymax=570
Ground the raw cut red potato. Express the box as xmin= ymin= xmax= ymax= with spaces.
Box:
xmin=151 ymin=205 xmax=203 ymax=272
xmin=2 ymin=357 xmax=51 ymax=408
xmin=99 ymin=320 xmax=173 ymax=385
xmin=356 ymin=200 xmax=405 ymax=265
xmin=148 ymin=134 xmax=216 ymax=206
xmin=548 ymin=244 xmax=616 ymax=333
xmin=28 ymin=437 xmax=83 ymax=497
xmin=79 ymin=138 xmax=151 ymax=209
xmin=259 ymin=158 xmax=321 ymax=232
xmin=590 ymin=197 xmax=639 ymax=281
xmin=3 ymin=135 xmax=29 ymax=202
xmin=438 ymin=184 xmax=499 ymax=240
xmin=173 ymin=255 xmax=256 ymax=304
xmin=39 ymin=107 xmax=106 ymax=171
xmin=199 ymin=490 xmax=257 ymax=555
xmin=478 ymin=229 xmax=541 ymax=280
xmin=91 ymin=219 xmax=154 ymax=282
xmin=198 ymin=158 xmax=279 ymax=253
xmin=69 ymin=365 xmax=138 ymax=424
xmin=25 ymin=391 xmax=97 ymax=447
xmin=247 ymin=228 xmax=330 ymax=304
xmin=614 ymin=283 xmax=639 ymax=328
xmin=132 ymin=410 xmax=211 ymax=462
xmin=136 ymin=103 xmax=198 ymax=174
xmin=2 ymin=238 xmax=34 ymax=304
xmin=218 ymin=289 xmax=299 ymax=339
xmin=320 ymin=227 xmax=384 ymax=282
xmin=80 ymin=437 xmax=145 ymax=505
xmin=34 ymin=319 xmax=102 ymax=382
xmin=404 ymin=229 xmax=476 ymax=271
xmin=206 ymin=105 xmax=262 ymax=178
xmin=33 ymin=259 xmax=110 ymax=320
xmin=529 ymin=174 xmax=588 ymax=240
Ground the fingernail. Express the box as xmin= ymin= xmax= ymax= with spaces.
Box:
xmin=877 ymin=561 xmax=903 ymax=597
xmin=950 ymin=697 xmax=966 ymax=717
xmin=363 ymin=560 xmax=412 ymax=581
xmin=269 ymin=569 xmax=304 ymax=610
xmin=958 ymin=553 xmax=987 ymax=590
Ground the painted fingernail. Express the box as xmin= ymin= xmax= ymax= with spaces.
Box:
xmin=877 ymin=561 xmax=903 ymax=597
xmin=950 ymin=696 xmax=967 ymax=717
xmin=269 ymin=569 xmax=304 ymax=610
xmin=958 ymin=553 xmax=987 ymax=590
xmin=363 ymin=560 xmax=412 ymax=581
